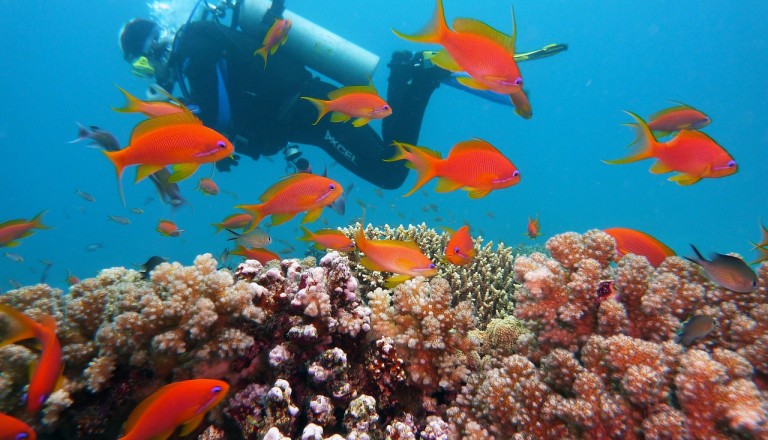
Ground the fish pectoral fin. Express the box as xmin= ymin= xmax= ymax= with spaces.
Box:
xmin=649 ymin=161 xmax=673 ymax=174
xmin=135 ymin=164 xmax=165 ymax=182
xmin=168 ymin=163 xmax=200 ymax=183
xmin=301 ymin=208 xmax=324 ymax=224
xmin=330 ymin=112 xmax=351 ymax=123
xmin=668 ymin=173 xmax=701 ymax=186
xmin=467 ymin=187 xmax=492 ymax=199
xmin=456 ymin=76 xmax=490 ymax=90
xmin=430 ymin=50 xmax=462 ymax=72
xmin=360 ymin=256 xmax=388 ymax=272
xmin=5 ymin=240 xmax=20 ymax=248
xmin=352 ymin=117 xmax=370 ymax=127
xmin=271 ymin=212 xmax=296 ymax=226
xmin=435 ymin=177 xmax=463 ymax=193
xmin=384 ymin=274 xmax=412 ymax=288
xmin=179 ymin=413 xmax=206 ymax=436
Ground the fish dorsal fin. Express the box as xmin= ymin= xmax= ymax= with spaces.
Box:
xmin=259 ymin=174 xmax=312 ymax=202
xmin=327 ymin=81 xmax=377 ymax=100
xmin=151 ymin=85 xmax=192 ymax=113
xmin=675 ymin=129 xmax=716 ymax=143
xmin=381 ymin=239 xmax=422 ymax=251
xmin=452 ymin=18 xmax=515 ymax=53
xmin=124 ymin=384 xmax=175 ymax=432
xmin=0 ymin=219 xmax=30 ymax=229
xmin=449 ymin=138 xmax=499 ymax=157
xmin=649 ymin=104 xmax=692 ymax=120
xmin=130 ymin=109 xmax=201 ymax=143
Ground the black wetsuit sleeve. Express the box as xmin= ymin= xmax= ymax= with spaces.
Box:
xmin=284 ymin=78 xmax=408 ymax=190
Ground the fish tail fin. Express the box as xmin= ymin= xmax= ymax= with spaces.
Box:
xmin=112 ymin=85 xmax=142 ymax=113
xmin=254 ymin=46 xmax=268 ymax=68
xmin=301 ymin=97 xmax=330 ymax=125
xmin=687 ymin=244 xmax=706 ymax=263
xmin=604 ymin=111 xmax=658 ymax=165
xmin=236 ymin=204 xmax=265 ymax=233
xmin=211 ymin=222 xmax=225 ymax=233
xmin=392 ymin=0 xmax=448 ymax=43
xmin=30 ymin=210 xmax=53 ymax=230
xmin=102 ymin=150 xmax=127 ymax=206
xmin=69 ymin=122 xmax=90 ymax=144
xmin=0 ymin=304 xmax=37 ymax=348
xmin=297 ymin=226 xmax=314 ymax=242
xmin=388 ymin=142 xmax=438 ymax=197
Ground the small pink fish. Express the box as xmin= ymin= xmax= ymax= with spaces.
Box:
xmin=197 ymin=177 xmax=220 ymax=196
xmin=156 ymin=220 xmax=183 ymax=237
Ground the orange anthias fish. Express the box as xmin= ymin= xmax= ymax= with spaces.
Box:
xmin=302 ymin=81 xmax=392 ymax=127
xmin=386 ymin=139 xmax=520 ymax=198
xmin=0 ymin=211 xmax=51 ymax=248
xmin=254 ymin=18 xmax=291 ymax=68
xmin=197 ymin=177 xmax=220 ymax=196
xmin=605 ymin=111 xmax=737 ymax=185
xmin=628 ymin=102 xmax=710 ymax=138
xmin=603 ymin=227 xmax=675 ymax=268
xmin=118 ymin=379 xmax=229 ymax=440
xmin=112 ymin=85 xmax=185 ymax=118
xmin=229 ymin=245 xmax=281 ymax=265
xmin=393 ymin=0 xmax=531 ymax=117
xmin=298 ymin=226 xmax=356 ymax=252
xmin=101 ymin=109 xmax=233 ymax=205
xmin=526 ymin=214 xmax=540 ymax=239
xmin=212 ymin=213 xmax=253 ymax=233
xmin=355 ymin=222 xmax=437 ymax=288
xmin=237 ymin=174 xmax=342 ymax=230
xmin=156 ymin=220 xmax=183 ymax=237
xmin=444 ymin=225 xmax=474 ymax=266
xmin=0 ymin=412 xmax=36 ymax=440
xmin=0 ymin=303 xmax=63 ymax=414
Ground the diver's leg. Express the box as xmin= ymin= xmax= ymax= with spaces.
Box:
xmin=382 ymin=51 xmax=450 ymax=145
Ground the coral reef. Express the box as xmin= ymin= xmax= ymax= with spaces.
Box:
xmin=1 ymin=228 xmax=767 ymax=439
xmin=341 ymin=222 xmax=517 ymax=327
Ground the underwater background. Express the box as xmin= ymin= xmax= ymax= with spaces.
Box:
xmin=2 ymin=1 xmax=768 ymax=439
xmin=0 ymin=0 xmax=766 ymax=287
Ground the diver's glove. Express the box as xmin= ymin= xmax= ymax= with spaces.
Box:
xmin=215 ymin=154 xmax=241 ymax=172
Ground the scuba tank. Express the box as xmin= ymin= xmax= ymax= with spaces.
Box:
xmin=239 ymin=0 xmax=379 ymax=86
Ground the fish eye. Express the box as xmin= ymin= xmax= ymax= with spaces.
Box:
xmin=513 ymin=170 xmax=520 ymax=177
xmin=453 ymin=246 xmax=460 ymax=253
xmin=514 ymin=77 xmax=523 ymax=86
xmin=212 ymin=386 xmax=222 ymax=394
xmin=329 ymin=184 xmax=336 ymax=190
xmin=383 ymin=105 xmax=390 ymax=110
xmin=429 ymin=263 xmax=436 ymax=269
xmin=16 ymin=434 xmax=29 ymax=440
xmin=217 ymin=141 xmax=227 ymax=149
xmin=727 ymin=160 xmax=736 ymax=168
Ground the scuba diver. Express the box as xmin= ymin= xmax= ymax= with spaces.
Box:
xmin=119 ymin=0 xmax=566 ymax=189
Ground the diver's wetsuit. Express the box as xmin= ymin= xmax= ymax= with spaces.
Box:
xmin=160 ymin=20 xmax=442 ymax=189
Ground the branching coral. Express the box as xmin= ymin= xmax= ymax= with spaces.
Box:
xmin=368 ymin=276 xmax=478 ymax=393
xmin=342 ymin=223 xmax=517 ymax=327
xmin=1 ymin=227 xmax=767 ymax=439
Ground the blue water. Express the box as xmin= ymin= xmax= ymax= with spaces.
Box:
xmin=0 ymin=0 xmax=766 ymax=289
